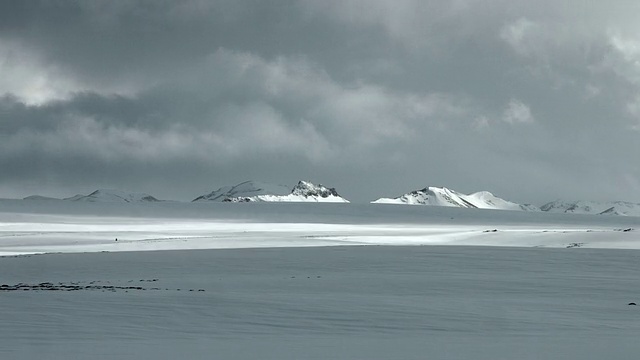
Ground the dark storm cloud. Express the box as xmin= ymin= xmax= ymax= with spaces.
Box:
xmin=1 ymin=0 xmax=640 ymax=203
xmin=0 ymin=0 xmax=387 ymax=90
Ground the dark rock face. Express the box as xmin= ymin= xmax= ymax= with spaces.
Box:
xmin=222 ymin=197 xmax=254 ymax=203
xmin=291 ymin=181 xmax=341 ymax=198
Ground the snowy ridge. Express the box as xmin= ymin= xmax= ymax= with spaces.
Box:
xmin=23 ymin=195 xmax=60 ymax=201
xmin=540 ymin=200 xmax=640 ymax=216
xmin=192 ymin=181 xmax=290 ymax=202
xmin=64 ymin=189 xmax=160 ymax=203
xmin=193 ymin=180 xmax=349 ymax=203
xmin=372 ymin=186 xmax=537 ymax=211
xmin=252 ymin=181 xmax=349 ymax=203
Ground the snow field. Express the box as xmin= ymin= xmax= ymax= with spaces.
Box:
xmin=2 ymin=246 xmax=640 ymax=359
xmin=0 ymin=219 xmax=638 ymax=255
xmin=2 ymin=201 xmax=640 ymax=359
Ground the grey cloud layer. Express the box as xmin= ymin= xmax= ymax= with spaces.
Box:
xmin=1 ymin=1 xmax=639 ymax=203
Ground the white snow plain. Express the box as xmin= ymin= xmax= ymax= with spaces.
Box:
xmin=1 ymin=200 xmax=640 ymax=359
xmin=0 ymin=199 xmax=639 ymax=255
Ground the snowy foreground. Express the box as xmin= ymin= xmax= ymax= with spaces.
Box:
xmin=2 ymin=200 xmax=640 ymax=359
xmin=3 ymin=246 xmax=640 ymax=360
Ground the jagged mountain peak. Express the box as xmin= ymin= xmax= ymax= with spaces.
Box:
xmin=291 ymin=180 xmax=342 ymax=198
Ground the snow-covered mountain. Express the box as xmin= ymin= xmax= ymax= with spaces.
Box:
xmin=193 ymin=180 xmax=349 ymax=203
xmin=192 ymin=181 xmax=291 ymax=202
xmin=64 ymin=189 xmax=160 ymax=203
xmin=372 ymin=186 xmax=538 ymax=211
xmin=259 ymin=180 xmax=349 ymax=203
xmin=540 ymin=200 xmax=640 ymax=216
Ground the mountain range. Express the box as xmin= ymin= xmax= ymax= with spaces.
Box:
xmin=24 ymin=189 xmax=160 ymax=203
xmin=17 ymin=182 xmax=640 ymax=217
xmin=539 ymin=200 xmax=640 ymax=217
xmin=373 ymin=186 xmax=640 ymax=216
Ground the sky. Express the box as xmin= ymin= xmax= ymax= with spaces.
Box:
xmin=1 ymin=0 xmax=640 ymax=204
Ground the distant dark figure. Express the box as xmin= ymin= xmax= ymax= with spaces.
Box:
xmin=628 ymin=302 xmax=636 ymax=306
xmin=115 ymin=238 xmax=118 ymax=242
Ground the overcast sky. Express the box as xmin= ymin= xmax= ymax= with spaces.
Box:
xmin=1 ymin=0 xmax=640 ymax=204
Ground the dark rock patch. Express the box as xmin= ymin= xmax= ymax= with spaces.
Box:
xmin=566 ymin=243 xmax=584 ymax=248
xmin=0 ymin=279 xmax=204 ymax=293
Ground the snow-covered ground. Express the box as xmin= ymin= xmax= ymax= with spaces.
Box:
xmin=2 ymin=200 xmax=640 ymax=359
xmin=0 ymin=199 xmax=639 ymax=255
xmin=3 ymin=246 xmax=640 ymax=359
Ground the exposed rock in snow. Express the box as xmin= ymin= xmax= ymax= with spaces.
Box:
xmin=192 ymin=181 xmax=290 ymax=202
xmin=291 ymin=180 xmax=343 ymax=199
xmin=193 ymin=180 xmax=349 ymax=203
xmin=540 ymin=200 xmax=640 ymax=216
xmin=64 ymin=189 xmax=160 ymax=203
xmin=599 ymin=207 xmax=621 ymax=216
xmin=372 ymin=186 xmax=537 ymax=211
